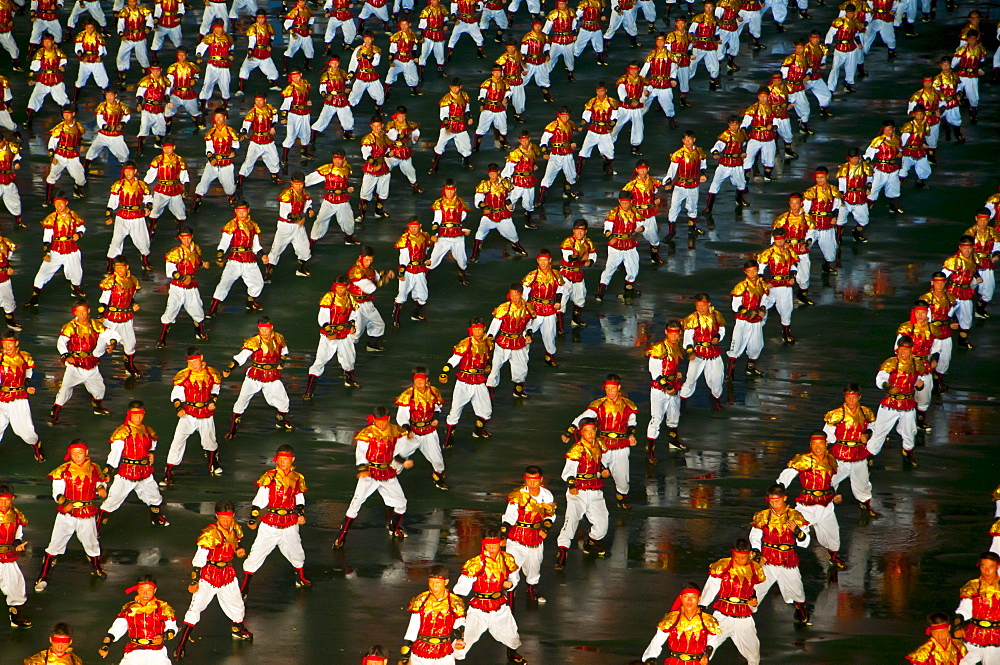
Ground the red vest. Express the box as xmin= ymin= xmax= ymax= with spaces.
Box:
xmin=50 ymin=461 xmax=106 ymax=518
xmin=255 ymin=468 xmax=306 ymax=528
xmin=172 ymin=366 xmax=220 ymax=418
xmin=111 ymin=422 xmax=158 ymax=481
xmin=356 ymin=423 xmax=407 ymax=481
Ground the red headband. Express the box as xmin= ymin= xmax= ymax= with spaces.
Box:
xmin=468 ymin=324 xmax=486 ymax=334
xmin=361 ymin=658 xmax=387 ymax=665
xmin=536 ymin=251 xmax=551 ymax=259
xmin=844 ymin=390 xmax=861 ymax=395
xmin=603 ymin=380 xmax=621 ymax=388
xmin=215 ymin=510 xmax=235 ymax=517
xmin=932 ymin=275 xmax=946 ymax=280
xmin=50 ymin=634 xmax=73 ymax=644
xmin=0 ymin=491 xmax=14 ymax=498
xmin=523 ymin=472 xmax=542 ymax=479
xmin=64 ymin=443 xmax=88 ymax=460
xmin=731 ymin=547 xmax=751 ymax=555
xmin=366 ymin=414 xmax=391 ymax=424
xmin=669 ymin=587 xmax=701 ymax=612
xmin=128 ymin=408 xmax=145 ymax=415
xmin=273 ymin=451 xmax=294 ymax=461
xmin=186 ymin=353 xmax=204 ymax=360
xmin=926 ymin=623 xmax=950 ymax=635
xmin=258 ymin=321 xmax=274 ymax=328
xmin=124 ymin=581 xmax=156 ymax=594
xmin=482 ymin=537 xmax=503 ymax=544
xmin=665 ymin=325 xmax=682 ymax=332
xmin=413 ymin=373 xmax=429 ymax=380
xmin=809 ymin=434 xmax=826 ymax=441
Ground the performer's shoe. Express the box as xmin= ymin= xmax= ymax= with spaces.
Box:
xmin=387 ymin=511 xmax=407 ymax=539
xmin=745 ymin=360 xmax=763 ymax=377
xmin=432 ymin=471 xmax=449 ymax=490
xmin=666 ymin=427 xmax=686 ymax=450
xmin=159 ymin=464 xmax=175 ymax=487
xmin=333 ymin=517 xmax=354 ymax=548
xmin=512 ymin=382 xmax=529 ymax=399
xmin=901 ymin=450 xmax=918 ymax=467
xmin=506 ymin=647 xmax=528 ymax=663
xmin=555 ymin=546 xmax=568 ymax=569
xmin=859 ymin=500 xmax=882 ymax=518
xmin=8 ymin=605 xmax=32 ymax=628
xmin=174 ymin=623 xmax=195 ymax=659
xmin=583 ymin=536 xmax=608 ymax=557
xmin=30 ymin=442 xmax=45 ymax=462
xmin=275 ymin=411 xmax=295 ymax=431
xmin=472 ymin=417 xmax=491 ymax=438
xmin=91 ymin=399 xmax=111 ymax=415
xmin=239 ymin=572 xmax=254 ymax=598
xmin=294 ymin=567 xmax=312 ymax=587
xmin=34 ymin=553 xmax=56 ymax=591
xmin=343 ymin=370 xmax=361 ymax=388
xmin=828 ymin=550 xmax=847 ymax=569
xmin=149 ymin=505 xmax=169 ymax=526
xmin=231 ymin=622 xmax=253 ymax=640
xmin=224 ymin=413 xmax=241 ymax=440
xmin=793 ymin=601 xmax=812 ymax=625
xmin=645 ymin=439 xmax=657 ymax=464
xmin=615 ymin=492 xmax=631 ymax=510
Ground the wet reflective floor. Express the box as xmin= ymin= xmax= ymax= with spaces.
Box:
xmin=2 ymin=2 xmax=1000 ymax=664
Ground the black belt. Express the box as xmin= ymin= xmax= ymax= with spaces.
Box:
xmin=0 ymin=386 xmax=25 ymax=392
xmin=669 ymin=653 xmax=707 ymax=662
xmin=801 ymin=488 xmax=833 ymax=497
xmin=65 ymin=499 xmax=94 ymax=508
xmin=531 ymin=297 xmax=557 ymax=305
xmin=417 ymin=634 xmax=449 ymax=644
xmin=763 ymin=542 xmax=793 ymax=551
xmin=158 ymin=180 xmax=181 ymax=186
xmin=515 ymin=520 xmax=541 ymax=529
xmin=694 ymin=341 xmax=715 ymax=347
xmin=229 ymin=246 xmax=251 ymax=253
xmin=716 ymin=596 xmax=749 ymax=604
xmin=575 ymin=473 xmax=597 ymax=480
xmin=106 ymin=306 xmax=131 ymax=313
xmin=513 ymin=171 xmax=532 ymax=177
xmin=410 ymin=420 xmax=433 ymax=428
xmin=183 ymin=401 xmax=211 ymax=408
xmin=458 ymin=368 xmax=485 ymax=374
xmin=608 ymin=233 xmax=633 ymax=240
xmin=205 ymin=560 xmax=230 ymax=568
xmin=252 ymin=363 xmax=278 ymax=370
xmin=130 ymin=638 xmax=162 ymax=646
xmin=121 ymin=457 xmax=150 ymax=466
xmin=835 ymin=440 xmax=865 ymax=447
xmin=474 ymin=591 xmax=504 ymax=600
xmin=368 ymin=462 xmax=391 ymax=469
xmin=599 ymin=431 xmax=626 ymax=439
xmin=971 ymin=619 xmax=1000 ymax=629
xmin=887 ymin=392 xmax=914 ymax=400
xmin=265 ymin=507 xmax=294 ymax=515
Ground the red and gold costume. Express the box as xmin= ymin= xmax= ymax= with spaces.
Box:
xmin=828 ymin=16 xmax=861 ymax=52
xmin=49 ymin=120 xmax=84 ymax=159
xmin=958 ymin=576 xmax=1000 ymax=647
xmin=95 ymin=99 xmax=130 ymax=139
xmin=76 ymin=30 xmax=106 ymax=64
xmin=604 ymin=204 xmax=642 ymax=250
xmin=906 ymin=636 xmax=968 ymax=665
xmin=281 ymin=78 xmax=312 ymax=118
xmin=546 ymin=6 xmax=576 ymax=45
xmin=900 ymin=118 xmax=929 ymax=160
xmin=495 ymin=49 xmax=524 ymax=87
xmin=522 ymin=268 xmax=563 ymax=317
xmin=825 ymin=403 xmax=875 ymax=463
xmin=239 ymin=331 xmax=286 ymax=383
xmin=59 ymin=318 xmax=109 ymax=370
xmin=98 ymin=271 xmax=140 ymax=324
xmin=245 ymin=20 xmax=275 ymax=59
xmin=438 ymin=90 xmax=471 ymax=133
xmin=803 ymin=182 xmax=842 ymax=230
xmin=953 ymin=43 xmax=987 ymax=79
xmin=731 ymin=275 xmax=770 ymax=324
xmin=219 ymin=217 xmax=261 ymax=263
xmin=682 ymin=309 xmax=725 ymax=360
xmin=505 ymin=142 xmax=540 ymax=188
xmin=155 ymin=0 xmax=183 ymax=30
xmin=352 ymin=44 xmax=381 ymax=82
xmin=784 ymin=452 xmax=837 ymax=506
xmin=166 ymin=60 xmax=199 ymax=102
xmin=0 ymin=347 xmax=33 ymax=403
xmin=404 ymin=590 xmax=467 ymax=659
xmin=541 ymin=116 xmax=575 ymax=154
xmin=459 ymin=550 xmax=518 ymax=612
xmin=355 ymin=422 xmax=407 ymax=481
xmin=942 ymin=252 xmax=978 ymax=301
xmin=616 ymin=72 xmax=647 ymax=109
xmin=172 ymin=364 xmax=221 ymax=420
xmin=751 ymin=507 xmax=809 ymax=567
xmin=109 ymin=419 xmax=158 ymax=481
xmin=394 ymin=228 xmax=432 ymax=275
xmin=118 ymin=4 xmax=153 ymax=42
xmin=706 ymin=556 xmax=765 ymax=617
xmin=579 ymin=395 xmax=638 ymax=452
xmin=243 ymin=103 xmax=278 ymax=144
xmin=479 ymin=76 xmax=509 ymax=113
xmin=646 ymin=608 xmax=722 ymax=665
xmin=205 ymin=123 xmax=238 ymax=167
xmin=643 ymin=45 xmax=674 ymax=90
xmin=714 ymin=127 xmax=747 ymax=167
xmin=520 ymin=28 xmax=549 ymax=67
xmin=559 ymin=234 xmax=596 ymax=284
xmin=314 ymin=161 xmax=352 ymax=205
xmin=251 ymin=466 xmax=306 ymax=528
xmin=194 ymin=521 xmax=242 ymax=587
xmin=31 ymin=45 xmax=67 ymax=87
xmin=106 ymin=594 xmax=177 ymax=652
xmin=395 ymin=385 xmax=443 ymax=435
xmin=964 ymin=224 xmax=1000 ymax=273
xmin=420 ymin=3 xmax=448 ymax=42
xmin=877 ymin=355 xmax=927 ymax=411
xmin=623 ymin=172 xmax=659 ymax=220
xmin=49 ymin=458 xmax=107 ymax=519
xmin=41 ymin=210 xmax=85 ymax=255
xmin=645 ymin=338 xmax=684 ymax=393
xmin=387 ymin=116 xmax=419 ymax=160
xmin=772 ymin=210 xmax=813 ymax=255
xmin=867 ymin=133 xmax=902 ymax=173
xmin=836 ymin=159 xmax=874 ymax=206
xmin=743 ymin=100 xmax=777 ymax=142
xmin=317 ymin=289 xmax=357 ymax=340
xmin=449 ymin=335 xmax=493 ymax=384
xmin=476 ymin=177 xmax=513 ymax=221
xmin=431 ymin=195 xmax=471 ymax=237
xmin=198 ymin=32 xmax=233 ymax=68
xmin=109 ymin=177 xmax=151 ymax=220
xmin=665 ymin=146 xmax=707 ymax=189
xmin=489 ymin=297 xmax=534 ymax=350
xmin=138 ymin=71 xmax=171 ymax=112
xmin=284 ymin=4 xmax=313 ymax=37
xmin=664 ymin=28 xmax=692 ymax=68
xmin=756 ymin=243 xmax=798 ymax=287
xmin=360 ymin=130 xmax=391 ymax=176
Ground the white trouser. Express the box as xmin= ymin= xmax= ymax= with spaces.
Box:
xmin=324 ymin=17 xmax=358 ymax=45
xmin=395 ymin=273 xmax=428 ymax=305
xmin=979 ymin=270 xmax=995 ymax=303
xmin=107 ymin=217 xmax=150 ymax=258
xmin=345 ymin=475 xmax=407 ymax=517
xmin=419 ymin=39 xmax=445 ymax=66
xmin=120 ymin=649 xmax=170 ymax=665
xmin=395 ymin=431 xmax=445 ymax=473
xmin=957 ymin=77 xmax=979 ymax=108
xmin=359 ymin=173 xmax=390 ymax=201
xmin=719 ymin=28 xmax=739 ymax=56
xmin=805 ymin=78 xmax=832 ymax=108
xmin=737 ymin=9 xmax=761 ymax=37
xmin=604 ymin=7 xmax=637 ymax=37
xmin=560 ymin=279 xmax=585 ymax=308
xmin=667 ymin=186 xmax=699 ymax=222
xmin=434 ymin=129 xmax=472 ymax=156
xmin=475 ymin=216 xmax=518 ymax=242
xmin=0 ymin=281 xmax=11 ymax=313
xmin=679 ymin=356 xmax=723 ymax=399
xmin=86 ymin=134 xmax=130 ymax=163
xmin=358 ymin=3 xmax=389 ymax=21
xmin=152 ymin=26 xmax=183 ymax=50
xmin=507 ymin=0 xmax=540 ymax=12
xmin=915 ymin=372 xmax=933 ymax=412
xmin=0 ymin=32 xmax=16 ymax=60
xmin=755 ymin=564 xmax=805 ymax=604
xmin=795 ymin=502 xmax=840 ymax=551
xmin=348 ymin=79 xmax=385 ymax=106
xmin=0 ymin=561 xmax=27 ymax=606
xmin=900 ymin=155 xmax=931 ymax=180
xmin=505 ymin=540 xmax=541 ymax=585
xmin=34 ymin=251 xmax=83 ymax=288
xmin=166 ymin=415 xmax=217 ymax=465
xmin=612 ymin=108 xmax=644 ymax=146
xmin=708 ymin=612 xmax=759 ymax=665
xmin=480 ymin=7 xmax=507 ymax=28
xmin=240 ymin=141 xmax=281 ymax=177
xmin=283 ymin=114 xmax=312 ymax=147
xmin=103 ymin=319 xmax=136 ymax=355
xmin=601 ymin=445 xmax=630 ymax=495
xmin=243 ymin=523 xmax=304 ymax=572
xmin=529 ymin=314 xmax=557 ymax=355
xmin=45 ymin=512 xmax=100 ymax=557
xmin=487 ymin=345 xmax=528 ymax=385
xmin=27 ymin=83 xmax=69 ymax=112
xmin=138 ymin=110 xmax=167 ymax=137
xmin=862 ymin=18 xmax=895 ymax=52
xmin=200 ymin=66 xmax=231 ymax=100
xmin=386 ymin=61 xmax=419 ymax=87
xmin=523 ymin=62 xmax=550 ymax=88
xmin=812 ymin=228 xmax=837 ymax=262
xmin=356 ymin=300 xmax=385 ymax=338
xmin=308 ymin=335 xmax=356 ymax=375
xmin=446 ymin=380 xmax=491 ymax=424
xmin=831 ymin=458 xmax=872 ymax=503
xmin=268 ymin=221 xmax=311 ymax=264
xmin=311 ymin=200 xmax=355 ymax=238
xmin=961 ymin=644 xmax=1000 ymax=665
xmin=743 ymin=139 xmax=775 ymax=169
xmin=574 ymin=29 xmax=603 ymax=55
xmin=160 ymin=285 xmax=204 ymax=323
xmin=548 ymin=42 xmax=575 ymax=72
xmin=540 ymin=154 xmax=576 ymax=187
xmin=475 ymin=110 xmax=508 ymax=137
xmin=429 ymin=236 xmax=468 ymax=270
xmin=448 ymin=21 xmax=484 ymax=47
xmin=76 ymin=62 xmax=110 ymax=89
xmin=647 ymin=388 xmax=679 ymax=439
xmin=794 ymin=252 xmax=810 ymax=290
xmin=599 ymin=247 xmax=639 ymax=284
xmin=954 ymin=299 xmax=973 ymax=331
xmin=454 ymin=606 xmax=520 ymax=659
xmin=556 ymin=489 xmax=608 ymax=547
xmin=55 ymin=364 xmax=105 ymax=404
xmin=285 ymin=33 xmax=314 ymax=59
xmin=46 ymin=156 xmax=86 ymax=186
xmin=827 ymin=49 xmax=857 ymax=90
xmin=773 ymin=117 xmax=793 ymax=144
xmin=184 ymin=579 xmax=244 ymax=624
xmin=644 ymin=87 xmax=675 ymax=118
xmin=770 ymin=285 xmax=792 ymax=326
xmin=195 ymin=163 xmax=236 ymax=196
xmin=0 ymin=399 xmax=39 ymax=447
xmin=239 ymin=56 xmax=279 ymax=81
xmin=200 ymin=2 xmax=230 ymax=33
xmin=229 ymin=0 xmax=256 ymax=17
xmin=690 ymin=47 xmax=720 ymax=79
xmin=728 ymin=319 xmax=764 ymax=360
xmin=869 ymin=169 xmax=900 ymax=200
xmin=213 ymin=261 xmax=264 ymax=300
xmin=925 ymin=122 xmax=940 ymax=150
xmin=232 ymin=377 xmax=289 ymax=413
xmin=30 ymin=19 xmax=62 ymax=43
xmin=709 ymin=165 xmax=746 ymax=193
xmin=932 ymin=336 xmax=953 ymax=375
xmin=674 ymin=64 xmax=691 ymax=93
xmin=167 ymin=97 xmax=199 ymax=119
xmin=101 ymin=475 xmax=163 ymax=511
xmin=0 ymin=110 xmax=14 ymax=132
xmin=311 ymin=104 xmax=355 ymax=132
xmin=117 ymin=40 xmax=150 ymax=71
xmin=837 ymin=202 xmax=869 ymax=227
xmin=509 ymin=185 xmax=534 ymax=212
xmin=388 ymin=157 xmax=416 ymax=184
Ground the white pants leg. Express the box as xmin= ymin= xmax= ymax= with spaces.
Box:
xmin=395 ymin=431 xmax=445 ymax=473
xmin=232 ymin=377 xmax=290 ymax=413
xmin=727 ymin=319 xmax=764 ymax=360
xmin=183 ymin=579 xmax=245 ymax=624
xmin=866 ymin=406 xmax=916 ymax=454
xmin=0 ymin=561 xmax=27 ymax=606
xmin=160 ymin=285 xmax=205 ymax=324
xmin=267 ymin=222 xmax=312 ymax=264
xmin=100 ymin=475 xmax=163 ymax=512
xmin=345 ymin=475 xmax=408 ymax=518
xmin=102 ymin=319 xmax=136 ymax=355
xmin=795 ymin=502 xmax=840 ymax=551
xmin=454 ymin=606 xmax=520 ymax=660
xmin=0 ymin=399 xmax=39 ymax=447
xmin=394 ymin=273 xmax=429 ymax=305
xmin=33 ymin=251 xmax=82 ymax=288
xmin=428 ymin=237 xmax=468 ymax=270
xmin=601 ymin=446 xmax=630 ymax=495
xmin=445 ymin=381 xmax=492 ymax=424
xmin=756 ymin=564 xmax=805 ymax=604
xmin=212 ymin=261 xmax=264 ymax=300
xmin=166 ymin=414 xmax=217 ymax=466
xmin=308 ymin=335 xmax=356 ymax=375
xmin=54 ymin=364 xmax=105 ymax=405
xmin=932 ymin=337 xmax=953 ymax=375
xmin=831 ymin=459 xmax=872 ymax=503
xmin=556 ymin=489 xmax=609 ymax=547
xmin=961 ymin=645 xmax=1000 ymax=665
xmin=598 ymin=247 xmax=639 ymax=284
xmin=242 ymin=523 xmax=305 ymax=572
xmin=708 ymin=613 xmax=760 ymax=665
xmin=434 ymin=129 xmax=473 ymax=157
xmin=119 ymin=649 xmax=170 ymax=665
xmin=528 ymin=314 xmax=556 ymax=354
xmin=45 ymin=512 xmax=101 ymax=557
xmin=505 ymin=540 xmax=542 ymax=585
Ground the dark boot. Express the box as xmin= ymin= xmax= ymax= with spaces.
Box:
xmin=555 ymin=546 xmax=568 ymax=569
xmin=726 ymin=356 xmax=736 ymax=381
xmin=295 ymin=259 xmax=311 ymax=277
xmin=602 ymin=157 xmax=614 ymax=174
xmin=95 ymin=509 xmax=109 ymax=534
xmin=852 ymin=225 xmax=867 ymax=242
xmin=645 ymin=438 xmax=657 ymax=464
xmin=472 ymin=417 xmax=491 ymax=438
xmin=888 ymin=198 xmax=904 ymax=214
xmin=239 ymin=571 xmax=254 ymax=598
xmin=544 ymin=352 xmax=558 ymax=367
xmin=388 ymin=510 xmax=407 ymax=538
xmin=469 ymin=239 xmax=482 ymax=262
xmin=302 ymin=374 xmax=317 ymax=400
xmin=666 ymin=426 xmax=686 ymax=450
xmin=428 ymin=153 xmax=442 ymax=174
xmin=782 ymin=324 xmax=795 ymax=344
xmin=458 ymin=268 xmax=469 ymax=286
xmin=193 ymin=320 xmax=208 ymax=341
xmin=224 ymin=413 xmax=241 ymax=439
xmin=534 ymin=186 xmax=548 ymax=206
xmin=124 ymin=354 xmax=140 ymax=376
xmin=159 ymin=464 xmax=175 ymax=487
xmin=149 ymin=504 xmax=169 ymax=526
xmin=275 ymin=410 xmax=295 ymax=431
xmin=687 ymin=217 xmax=704 ymax=237
xmin=649 ymin=246 xmax=664 ymax=266
xmin=432 ymin=470 xmax=449 ymax=490
xmin=507 ymin=647 xmax=527 ymax=663
xmin=916 ymin=409 xmax=931 ymax=431
xmin=30 ymin=442 xmax=44 ymax=462
xmin=48 ymin=403 xmax=62 ymax=424
xmin=8 ymin=605 xmax=31 ymax=628
xmin=956 ymin=329 xmax=973 ymax=349
xmin=795 ymin=285 xmax=814 ymax=305
xmin=859 ymin=499 xmax=882 ymax=518
xmin=512 ymin=382 xmax=529 ymax=399
xmin=207 ymin=450 xmax=222 ymax=475
xmin=411 ymin=304 xmax=426 ymax=322
xmin=511 ymin=241 xmax=527 ymax=255
xmin=527 ymin=583 xmax=544 ymax=604
xmin=703 ymin=192 xmax=716 ymax=213
xmin=556 ymin=312 xmax=565 ymax=335
xmin=746 ymin=360 xmax=763 ymax=377
xmin=472 ymin=134 xmax=483 ymax=153
xmin=22 ymin=286 xmax=41 ymax=309
xmin=615 ymin=492 xmax=631 ymax=510
xmin=294 ymin=567 xmax=311 ymax=587
xmin=343 ymin=369 xmax=360 ymax=387
xmin=541 ymin=87 xmax=554 ymax=102
xmin=594 ymin=283 xmax=607 ymax=302
xmin=572 ymin=306 xmax=586 ymax=328
xmin=462 ymin=156 xmax=473 ymax=169
xmin=231 ymin=622 xmax=253 ymax=640
xmin=91 ymin=399 xmax=110 ymax=415
xmin=901 ymin=449 xmax=918 ymax=467
xmin=206 ymin=298 xmax=222 ymax=318
xmin=975 ymin=299 xmax=990 ymax=319
xmin=623 ymin=281 xmax=640 ymax=298
xmin=174 ymin=623 xmax=195 ymax=660
xmin=822 ymin=260 xmax=837 ymax=274
xmin=392 ymin=302 xmax=403 ymax=328
xmin=34 ymin=553 xmax=57 ymax=591
xmin=156 ymin=323 xmax=170 ymax=348
xmin=245 ymin=296 xmax=262 ymax=311
xmin=443 ymin=423 xmax=456 ymax=448
xmin=333 ymin=516 xmax=354 ymax=548
xmin=262 ymin=263 xmax=274 ymax=283
xmin=794 ymin=601 xmax=812 ymax=625
xmin=737 ymin=189 xmax=749 ymax=207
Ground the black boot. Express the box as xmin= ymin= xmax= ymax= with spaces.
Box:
xmin=746 ymin=360 xmax=763 ymax=377
xmin=333 ymin=516 xmax=354 ymax=548
xmin=506 ymin=647 xmax=527 ymax=663
xmin=8 ymin=605 xmax=31 ymax=628
xmin=149 ymin=504 xmax=169 ymax=526
xmin=666 ymin=426 xmax=686 ymax=450
xmin=473 ymin=417 xmax=491 ymax=438
xmin=794 ymin=601 xmax=812 ymax=625
xmin=388 ymin=510 xmax=407 ymax=538
xmin=174 ymin=623 xmax=195 ymax=660
xmin=555 ymin=546 xmax=568 ymax=569
xmin=224 ymin=412 xmax=241 ymax=439
xmin=302 ymin=374 xmax=317 ymax=400
xmin=239 ymin=571 xmax=254 ymax=598
xmin=275 ymin=411 xmax=295 ymax=431
xmin=231 ymin=622 xmax=253 ymax=640
xmin=782 ymin=324 xmax=795 ymax=344
xmin=34 ymin=553 xmax=57 ymax=591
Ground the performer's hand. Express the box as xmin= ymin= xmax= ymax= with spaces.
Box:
xmin=187 ymin=583 xmax=199 ymax=594
xmin=569 ymin=488 xmax=578 ymax=495
xmin=833 ymin=493 xmax=843 ymax=504
xmin=176 ymin=409 xmax=185 ymax=418
xmin=628 ymin=435 xmax=636 ymax=447
xmin=700 ymin=657 xmax=709 ymax=665
xmin=98 ymin=646 xmax=110 ymax=659
xmin=261 ymin=255 xmax=269 ymax=265
xmin=402 ymin=459 xmax=415 ymax=469
xmin=296 ymin=515 xmax=306 ymax=525
xmin=98 ymin=487 xmax=108 ymax=498
xmin=748 ymin=597 xmax=758 ymax=607
xmin=600 ymin=469 xmax=610 ymax=478
xmin=43 ymin=254 xmax=51 ymax=262
xmin=954 ymin=628 xmax=965 ymax=640
xmin=463 ymin=228 xmax=471 ymax=235
xmin=453 ymin=639 xmax=466 ymax=650
xmin=15 ymin=541 xmax=26 ymax=551
xmin=560 ymin=434 xmax=570 ymax=443
xmin=223 ymin=370 xmax=231 ymax=378
xmin=27 ymin=387 xmax=36 ymax=394
xmin=132 ymin=303 xmax=141 ymax=311
xmin=151 ymin=636 xmax=163 ymax=646
xmin=236 ymin=547 xmax=246 ymax=558
xmin=247 ymin=521 xmax=257 ymax=530
xmin=916 ymin=382 xmax=924 ymax=391
xmin=502 ymin=580 xmax=513 ymax=589
xmin=357 ymin=470 xmax=371 ymax=478
xmin=148 ymin=453 xmax=154 ymax=463
xmin=105 ymin=217 xmax=113 ymax=225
